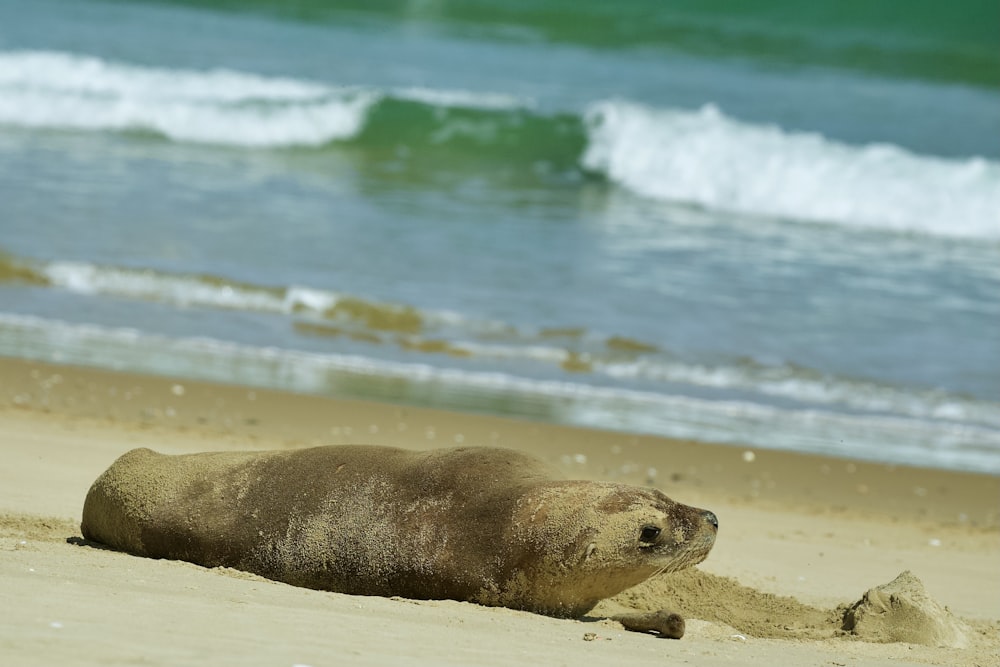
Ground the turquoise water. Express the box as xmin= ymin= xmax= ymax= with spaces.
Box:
xmin=1 ymin=0 xmax=999 ymax=472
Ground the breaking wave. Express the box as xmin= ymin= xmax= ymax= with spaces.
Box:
xmin=2 ymin=50 xmax=998 ymax=238
xmin=582 ymin=100 xmax=1000 ymax=240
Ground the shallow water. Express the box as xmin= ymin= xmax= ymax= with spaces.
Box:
xmin=1 ymin=0 xmax=998 ymax=472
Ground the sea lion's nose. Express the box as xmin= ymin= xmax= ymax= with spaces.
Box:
xmin=702 ymin=510 xmax=718 ymax=530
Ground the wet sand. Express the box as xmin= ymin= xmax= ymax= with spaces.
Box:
xmin=1 ymin=357 xmax=998 ymax=666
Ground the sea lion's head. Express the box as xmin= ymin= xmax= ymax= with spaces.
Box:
xmin=579 ymin=483 xmax=717 ymax=575
xmin=502 ymin=481 xmax=717 ymax=617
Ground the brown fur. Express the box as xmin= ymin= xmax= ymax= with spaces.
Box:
xmin=81 ymin=445 xmax=717 ymax=629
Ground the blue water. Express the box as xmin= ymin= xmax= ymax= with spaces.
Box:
xmin=1 ymin=0 xmax=999 ymax=472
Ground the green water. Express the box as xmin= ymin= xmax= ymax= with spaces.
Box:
xmin=146 ymin=0 xmax=1000 ymax=87
xmin=1 ymin=0 xmax=999 ymax=472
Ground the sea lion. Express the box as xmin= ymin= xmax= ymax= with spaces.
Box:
xmin=81 ymin=445 xmax=717 ymax=638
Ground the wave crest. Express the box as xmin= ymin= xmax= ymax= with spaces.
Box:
xmin=582 ymin=100 xmax=1000 ymax=239
xmin=0 ymin=51 xmax=378 ymax=147
xmin=3 ymin=50 xmax=999 ymax=239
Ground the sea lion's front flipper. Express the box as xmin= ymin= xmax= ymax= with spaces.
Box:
xmin=609 ymin=610 xmax=685 ymax=639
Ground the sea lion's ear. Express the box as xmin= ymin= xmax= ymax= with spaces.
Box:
xmin=584 ymin=542 xmax=598 ymax=561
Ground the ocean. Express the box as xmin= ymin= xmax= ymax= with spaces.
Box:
xmin=1 ymin=0 xmax=998 ymax=473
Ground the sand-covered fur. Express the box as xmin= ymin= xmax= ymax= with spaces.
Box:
xmin=81 ymin=445 xmax=717 ymax=623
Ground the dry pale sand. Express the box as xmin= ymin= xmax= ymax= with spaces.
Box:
xmin=1 ymin=357 xmax=998 ymax=667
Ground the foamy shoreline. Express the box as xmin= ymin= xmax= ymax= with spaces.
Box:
xmin=3 ymin=309 xmax=998 ymax=475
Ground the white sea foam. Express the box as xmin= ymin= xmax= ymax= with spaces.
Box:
xmin=582 ymin=100 xmax=1000 ymax=240
xmin=456 ymin=341 xmax=573 ymax=365
xmin=42 ymin=262 xmax=291 ymax=312
xmin=37 ymin=260 xmax=461 ymax=326
xmin=1 ymin=313 xmax=997 ymax=473
xmin=598 ymin=359 xmax=1000 ymax=430
xmin=0 ymin=50 xmax=532 ymax=147
xmin=1 ymin=86 xmax=375 ymax=148
xmin=26 ymin=258 xmax=1000 ymax=430
xmin=0 ymin=51 xmax=379 ymax=147
xmin=283 ymin=286 xmax=339 ymax=313
xmin=0 ymin=51 xmax=331 ymax=101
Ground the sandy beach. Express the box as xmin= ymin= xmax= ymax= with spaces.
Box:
xmin=1 ymin=356 xmax=998 ymax=667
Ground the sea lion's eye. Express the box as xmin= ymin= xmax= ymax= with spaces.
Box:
xmin=639 ymin=525 xmax=661 ymax=543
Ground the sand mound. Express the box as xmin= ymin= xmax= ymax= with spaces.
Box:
xmin=600 ymin=568 xmax=973 ymax=648
xmin=597 ymin=569 xmax=838 ymax=639
xmin=841 ymin=570 xmax=970 ymax=648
